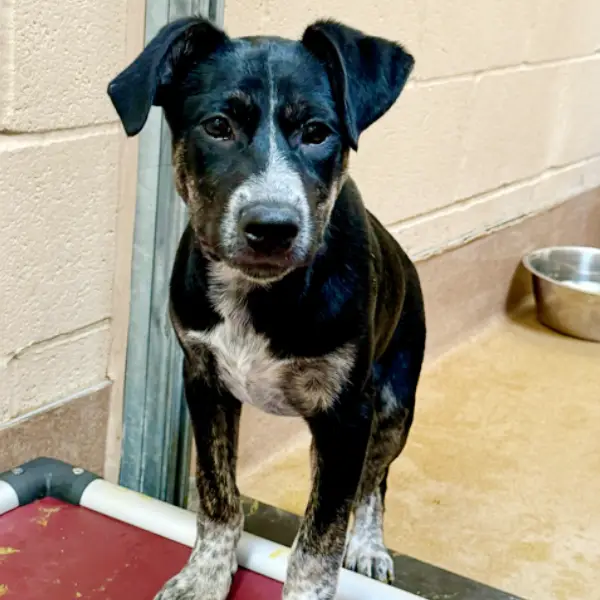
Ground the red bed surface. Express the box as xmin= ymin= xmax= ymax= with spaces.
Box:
xmin=0 ymin=497 xmax=283 ymax=599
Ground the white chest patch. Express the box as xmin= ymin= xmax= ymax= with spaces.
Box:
xmin=190 ymin=318 xmax=291 ymax=414
xmin=183 ymin=265 xmax=356 ymax=417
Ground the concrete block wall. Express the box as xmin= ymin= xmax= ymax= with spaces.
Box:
xmin=2 ymin=0 xmax=599 ymax=469
xmin=225 ymin=0 xmax=600 ymax=260
xmin=0 ymin=0 xmax=127 ymax=424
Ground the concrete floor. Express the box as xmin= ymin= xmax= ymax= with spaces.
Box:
xmin=238 ymin=302 xmax=600 ymax=600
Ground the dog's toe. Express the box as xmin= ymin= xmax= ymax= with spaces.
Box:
xmin=344 ymin=538 xmax=395 ymax=584
xmin=153 ymin=564 xmax=233 ymax=600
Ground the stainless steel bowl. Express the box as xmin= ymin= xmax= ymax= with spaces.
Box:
xmin=522 ymin=246 xmax=600 ymax=342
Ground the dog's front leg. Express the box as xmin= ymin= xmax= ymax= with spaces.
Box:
xmin=155 ymin=367 xmax=242 ymax=600
xmin=284 ymin=396 xmax=373 ymax=600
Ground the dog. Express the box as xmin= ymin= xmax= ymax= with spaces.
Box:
xmin=108 ymin=14 xmax=426 ymax=600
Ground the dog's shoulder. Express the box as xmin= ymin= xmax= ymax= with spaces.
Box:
xmin=340 ymin=178 xmax=422 ymax=359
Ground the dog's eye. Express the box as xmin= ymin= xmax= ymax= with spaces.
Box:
xmin=301 ymin=122 xmax=331 ymax=146
xmin=202 ymin=116 xmax=233 ymax=140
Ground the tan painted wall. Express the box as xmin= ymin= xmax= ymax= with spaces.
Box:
xmin=0 ymin=1 xmax=129 ymax=425
xmin=2 ymin=0 xmax=599 ymax=475
xmin=225 ymin=0 xmax=600 ymax=260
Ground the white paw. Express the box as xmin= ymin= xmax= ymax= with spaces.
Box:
xmin=153 ymin=560 xmax=236 ymax=600
xmin=283 ymin=546 xmax=339 ymax=600
xmin=343 ymin=536 xmax=394 ymax=583
xmin=283 ymin=591 xmax=334 ymax=600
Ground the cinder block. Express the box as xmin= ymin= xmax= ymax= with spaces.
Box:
xmin=583 ymin=156 xmax=600 ymax=190
xmin=0 ymin=0 xmax=126 ymax=131
xmin=0 ymin=389 xmax=9 ymax=424
xmin=527 ymin=0 xmax=600 ymax=62
xmin=352 ymin=78 xmax=476 ymax=225
xmin=0 ymin=129 xmax=120 ymax=356
xmin=393 ymin=156 xmax=600 ymax=261
xmin=0 ymin=0 xmax=15 ymax=123
xmin=391 ymin=182 xmax=535 ymax=260
xmin=225 ymin=0 xmax=422 ymax=72
xmin=417 ymin=0 xmax=536 ymax=80
xmin=456 ymin=65 xmax=561 ymax=200
xmin=1 ymin=325 xmax=110 ymax=418
xmin=550 ymin=58 xmax=600 ymax=167
xmin=533 ymin=157 xmax=600 ymax=208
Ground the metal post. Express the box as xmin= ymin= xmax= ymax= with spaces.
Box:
xmin=119 ymin=0 xmax=223 ymax=506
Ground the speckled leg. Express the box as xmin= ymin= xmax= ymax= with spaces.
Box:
xmin=154 ymin=513 xmax=243 ymax=600
xmin=344 ymin=489 xmax=393 ymax=583
xmin=344 ymin=397 xmax=413 ymax=584
xmin=154 ymin=371 xmax=243 ymax=600
xmin=283 ymin=397 xmax=373 ymax=600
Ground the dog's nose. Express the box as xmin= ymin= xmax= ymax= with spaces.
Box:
xmin=239 ymin=204 xmax=300 ymax=254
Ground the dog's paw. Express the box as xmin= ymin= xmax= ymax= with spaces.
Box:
xmin=153 ymin=562 xmax=234 ymax=600
xmin=343 ymin=536 xmax=394 ymax=584
xmin=283 ymin=590 xmax=335 ymax=600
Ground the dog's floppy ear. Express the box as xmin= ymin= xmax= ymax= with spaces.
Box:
xmin=107 ymin=16 xmax=228 ymax=137
xmin=302 ymin=20 xmax=414 ymax=150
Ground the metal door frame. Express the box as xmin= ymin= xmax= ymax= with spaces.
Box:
xmin=119 ymin=0 xmax=225 ymax=507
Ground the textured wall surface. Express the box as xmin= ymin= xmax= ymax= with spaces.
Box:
xmin=2 ymin=0 xmax=600 ymax=473
xmin=225 ymin=0 xmax=600 ymax=259
xmin=0 ymin=0 xmax=127 ymax=424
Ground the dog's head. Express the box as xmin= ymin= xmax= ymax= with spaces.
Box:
xmin=108 ymin=17 xmax=413 ymax=282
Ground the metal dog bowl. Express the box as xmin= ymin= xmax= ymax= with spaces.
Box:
xmin=522 ymin=246 xmax=600 ymax=342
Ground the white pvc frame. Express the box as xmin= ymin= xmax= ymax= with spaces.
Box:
xmin=0 ymin=478 xmax=421 ymax=600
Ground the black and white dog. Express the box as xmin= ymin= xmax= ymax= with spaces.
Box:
xmin=108 ymin=15 xmax=426 ymax=600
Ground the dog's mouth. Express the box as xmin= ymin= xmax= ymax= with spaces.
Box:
xmin=232 ymin=263 xmax=293 ymax=283
xmin=229 ymin=249 xmax=303 ymax=282
xmin=198 ymin=237 xmax=304 ymax=281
